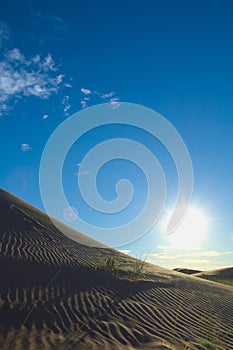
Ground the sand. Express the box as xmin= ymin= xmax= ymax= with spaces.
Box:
xmin=173 ymin=268 xmax=203 ymax=275
xmin=1 ymin=188 xmax=233 ymax=350
xmin=195 ymin=267 xmax=233 ymax=278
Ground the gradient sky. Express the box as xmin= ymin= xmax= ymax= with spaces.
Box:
xmin=1 ymin=0 xmax=233 ymax=270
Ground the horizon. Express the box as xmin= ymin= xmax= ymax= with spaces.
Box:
xmin=1 ymin=0 xmax=233 ymax=271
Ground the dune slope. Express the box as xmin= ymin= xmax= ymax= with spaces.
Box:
xmin=194 ymin=267 xmax=233 ymax=287
xmin=1 ymin=189 xmax=233 ymax=350
xmin=173 ymin=268 xmax=202 ymax=275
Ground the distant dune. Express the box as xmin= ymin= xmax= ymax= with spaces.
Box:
xmin=1 ymin=189 xmax=233 ymax=350
xmin=194 ymin=267 xmax=233 ymax=287
xmin=195 ymin=267 xmax=233 ymax=278
xmin=173 ymin=268 xmax=202 ymax=275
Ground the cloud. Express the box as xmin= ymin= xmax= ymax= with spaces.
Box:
xmin=38 ymin=53 xmax=57 ymax=72
xmin=179 ymin=258 xmax=217 ymax=266
xmin=5 ymin=48 xmax=24 ymax=61
xmin=100 ymin=92 xmax=115 ymax=98
xmin=0 ymin=49 xmax=64 ymax=114
xmin=64 ymin=82 xmax=72 ymax=88
xmin=21 ymin=144 xmax=31 ymax=152
xmin=98 ymin=91 xmax=121 ymax=108
xmin=146 ymin=247 xmax=233 ymax=267
xmin=147 ymin=253 xmax=177 ymax=260
xmin=80 ymin=87 xmax=91 ymax=108
xmin=197 ymin=251 xmax=232 ymax=258
xmin=81 ymin=96 xmax=90 ymax=109
xmin=63 ymin=105 xmax=71 ymax=115
xmin=81 ymin=88 xmax=92 ymax=95
xmin=109 ymin=97 xmax=121 ymax=109
xmin=80 ymin=88 xmax=121 ymax=109
xmin=62 ymin=95 xmax=71 ymax=116
xmin=118 ymin=249 xmax=132 ymax=254
xmin=42 ymin=114 xmax=49 ymax=120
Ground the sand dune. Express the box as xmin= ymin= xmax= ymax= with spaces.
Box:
xmin=1 ymin=189 xmax=233 ymax=349
xmin=194 ymin=267 xmax=233 ymax=287
xmin=173 ymin=268 xmax=202 ymax=275
xmin=195 ymin=267 xmax=233 ymax=278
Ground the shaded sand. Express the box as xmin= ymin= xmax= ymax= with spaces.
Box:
xmin=173 ymin=268 xmax=202 ymax=275
xmin=1 ymin=189 xmax=233 ymax=349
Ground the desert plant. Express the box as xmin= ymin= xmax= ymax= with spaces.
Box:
xmin=129 ymin=255 xmax=147 ymax=281
xmin=133 ymin=258 xmax=145 ymax=278
xmin=103 ymin=256 xmax=116 ymax=274
xmin=202 ymin=341 xmax=216 ymax=350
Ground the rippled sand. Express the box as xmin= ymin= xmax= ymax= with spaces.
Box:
xmin=1 ymin=189 xmax=233 ymax=350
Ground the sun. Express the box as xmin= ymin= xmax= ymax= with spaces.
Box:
xmin=166 ymin=206 xmax=208 ymax=249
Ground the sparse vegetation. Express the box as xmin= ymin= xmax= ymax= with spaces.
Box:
xmin=202 ymin=341 xmax=216 ymax=350
xmin=103 ymin=256 xmax=116 ymax=273
xmin=88 ymin=251 xmax=233 ymax=349
xmin=97 ymin=252 xmax=148 ymax=281
xmin=129 ymin=256 xmax=146 ymax=280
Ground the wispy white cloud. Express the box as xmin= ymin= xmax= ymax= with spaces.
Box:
xmin=21 ymin=143 xmax=32 ymax=152
xmin=118 ymin=249 xmax=131 ymax=255
xmin=62 ymin=95 xmax=71 ymax=116
xmin=179 ymin=258 xmax=219 ymax=266
xmin=81 ymin=101 xmax=86 ymax=108
xmin=80 ymin=96 xmax=90 ymax=108
xmin=100 ymin=92 xmax=115 ymax=99
xmin=109 ymin=97 xmax=121 ymax=109
xmin=0 ymin=101 xmax=8 ymax=116
xmin=147 ymin=247 xmax=233 ymax=269
xmin=0 ymin=49 xmax=64 ymax=114
xmin=5 ymin=48 xmax=24 ymax=61
xmin=148 ymin=253 xmax=177 ymax=260
xmin=42 ymin=114 xmax=49 ymax=120
xmin=80 ymin=88 xmax=121 ymax=109
xmin=64 ymin=82 xmax=72 ymax=88
xmin=197 ymin=251 xmax=232 ymax=258
xmin=81 ymin=88 xmax=92 ymax=95
xmin=63 ymin=105 xmax=71 ymax=116
xmin=38 ymin=53 xmax=57 ymax=72
xmin=97 ymin=91 xmax=121 ymax=108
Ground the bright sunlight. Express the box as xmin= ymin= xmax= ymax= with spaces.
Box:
xmin=167 ymin=206 xmax=208 ymax=249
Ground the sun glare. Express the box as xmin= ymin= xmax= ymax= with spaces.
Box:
xmin=167 ymin=206 xmax=208 ymax=249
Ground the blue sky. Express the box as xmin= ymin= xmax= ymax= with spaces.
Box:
xmin=1 ymin=0 xmax=233 ymax=270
